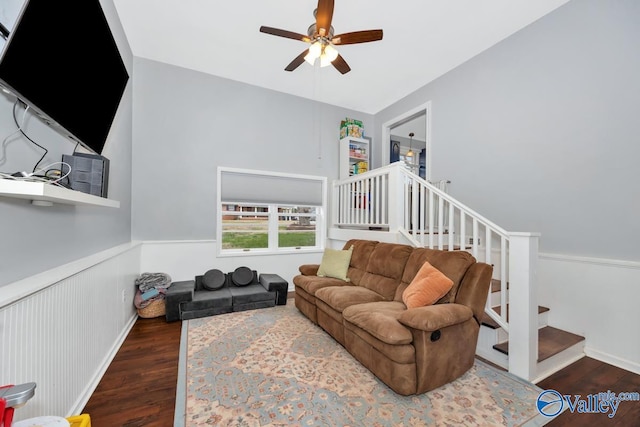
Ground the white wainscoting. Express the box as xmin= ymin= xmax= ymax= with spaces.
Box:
xmin=2 ymin=240 xmax=637 ymax=423
xmin=538 ymin=253 xmax=640 ymax=375
xmin=0 ymin=242 xmax=141 ymax=421
xmin=140 ymin=240 xmax=325 ymax=291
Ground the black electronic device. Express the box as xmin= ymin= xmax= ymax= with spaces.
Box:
xmin=61 ymin=153 xmax=110 ymax=198
xmin=0 ymin=0 xmax=129 ymax=155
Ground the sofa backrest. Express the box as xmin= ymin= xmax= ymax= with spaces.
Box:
xmin=340 ymin=239 xmax=481 ymax=305
xmin=343 ymin=239 xmax=378 ymax=286
xmin=359 ymin=242 xmax=414 ymax=300
xmin=394 ymin=248 xmax=477 ymax=304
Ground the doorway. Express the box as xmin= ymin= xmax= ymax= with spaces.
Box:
xmin=381 ymin=102 xmax=431 ymax=181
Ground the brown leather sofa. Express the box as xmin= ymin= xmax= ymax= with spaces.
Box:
xmin=293 ymin=239 xmax=492 ymax=395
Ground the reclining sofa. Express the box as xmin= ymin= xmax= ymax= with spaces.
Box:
xmin=293 ymin=239 xmax=492 ymax=395
xmin=166 ymin=267 xmax=288 ymax=322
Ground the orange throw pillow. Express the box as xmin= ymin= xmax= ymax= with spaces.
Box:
xmin=402 ymin=261 xmax=454 ymax=309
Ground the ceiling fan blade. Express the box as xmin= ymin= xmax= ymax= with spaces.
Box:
xmin=315 ymin=0 xmax=335 ymax=38
xmin=285 ymin=49 xmax=309 ymax=72
xmin=332 ymin=29 xmax=383 ymax=45
xmin=332 ymin=54 xmax=351 ymax=74
xmin=260 ymin=26 xmax=311 ymax=43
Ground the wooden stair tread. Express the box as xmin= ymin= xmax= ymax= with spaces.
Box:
xmin=481 ymin=305 xmax=549 ymax=329
xmin=491 ymin=279 xmax=508 ymax=293
xmin=492 ymin=326 xmax=585 ymax=362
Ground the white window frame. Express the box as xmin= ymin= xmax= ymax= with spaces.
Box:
xmin=217 ymin=167 xmax=327 ymax=256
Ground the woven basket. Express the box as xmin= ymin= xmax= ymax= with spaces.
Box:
xmin=137 ymin=298 xmax=166 ymax=318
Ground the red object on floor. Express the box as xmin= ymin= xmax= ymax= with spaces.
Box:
xmin=0 ymin=383 xmax=16 ymax=427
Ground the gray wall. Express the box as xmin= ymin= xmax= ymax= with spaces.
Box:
xmin=374 ymin=0 xmax=640 ymax=261
xmin=0 ymin=0 xmax=133 ymax=286
xmin=131 ymin=58 xmax=373 ymax=240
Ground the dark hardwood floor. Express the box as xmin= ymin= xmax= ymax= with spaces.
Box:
xmin=83 ymin=316 xmax=181 ymax=427
xmin=83 ymin=314 xmax=639 ymax=427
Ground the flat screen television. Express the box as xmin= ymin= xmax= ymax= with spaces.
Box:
xmin=0 ymin=0 xmax=129 ymax=154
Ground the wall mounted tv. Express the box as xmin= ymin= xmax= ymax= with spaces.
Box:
xmin=0 ymin=0 xmax=129 ymax=155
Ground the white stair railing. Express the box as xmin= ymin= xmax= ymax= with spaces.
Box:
xmin=331 ymin=162 xmax=540 ymax=380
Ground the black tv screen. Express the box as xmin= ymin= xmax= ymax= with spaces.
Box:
xmin=0 ymin=0 xmax=129 ymax=154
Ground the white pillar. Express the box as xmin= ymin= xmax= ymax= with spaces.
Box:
xmin=387 ymin=164 xmax=405 ymax=233
xmin=507 ymin=232 xmax=540 ymax=381
xmin=330 ymin=180 xmax=339 ymax=228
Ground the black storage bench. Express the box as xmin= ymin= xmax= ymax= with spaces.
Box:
xmin=165 ymin=267 xmax=288 ymax=322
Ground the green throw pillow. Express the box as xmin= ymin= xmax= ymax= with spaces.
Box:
xmin=317 ymin=246 xmax=353 ymax=281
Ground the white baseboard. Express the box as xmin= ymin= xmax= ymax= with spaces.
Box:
xmin=585 ymin=347 xmax=640 ymax=376
xmin=68 ymin=313 xmax=138 ymax=416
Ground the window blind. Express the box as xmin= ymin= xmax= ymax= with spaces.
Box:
xmin=220 ymin=169 xmax=325 ymax=206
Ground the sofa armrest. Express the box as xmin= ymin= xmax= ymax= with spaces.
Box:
xmin=455 ymin=262 xmax=493 ymax=325
xmin=298 ymin=264 xmax=320 ymax=276
xmin=399 ymin=303 xmax=479 ymax=395
xmin=398 ymin=303 xmax=473 ymax=332
xmin=165 ymin=280 xmax=195 ymax=322
xmin=259 ymin=273 xmax=289 ymax=305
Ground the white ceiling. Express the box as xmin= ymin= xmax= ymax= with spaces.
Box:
xmin=113 ymin=0 xmax=570 ymax=114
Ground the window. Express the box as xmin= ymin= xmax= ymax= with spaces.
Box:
xmin=217 ymin=167 xmax=326 ymax=255
xmin=278 ymin=207 xmax=317 ymax=248
xmin=221 ymin=204 xmax=270 ymax=250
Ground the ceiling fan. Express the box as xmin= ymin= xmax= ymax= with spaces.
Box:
xmin=259 ymin=0 xmax=383 ymax=74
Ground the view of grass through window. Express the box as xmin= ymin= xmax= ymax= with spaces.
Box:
xmin=221 ymin=205 xmax=317 ymax=250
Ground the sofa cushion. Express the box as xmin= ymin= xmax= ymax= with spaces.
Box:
xmin=293 ymin=274 xmax=353 ymax=296
xmin=315 ymin=286 xmax=385 ymax=313
xmin=201 ymin=269 xmax=226 ymax=291
xmin=395 ymin=248 xmax=476 ymax=304
xmin=342 ymin=301 xmax=413 ymax=345
xmin=182 ymin=288 xmax=232 ymax=311
xmin=402 ymin=262 xmax=453 ymax=308
xmin=229 ymin=284 xmax=274 ymax=305
xmin=317 ymin=246 xmax=353 ymax=281
xmin=360 ymin=242 xmax=414 ymax=300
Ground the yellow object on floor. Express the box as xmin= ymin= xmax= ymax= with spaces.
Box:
xmin=66 ymin=414 xmax=91 ymax=427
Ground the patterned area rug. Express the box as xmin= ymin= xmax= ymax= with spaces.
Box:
xmin=175 ymin=303 xmax=552 ymax=426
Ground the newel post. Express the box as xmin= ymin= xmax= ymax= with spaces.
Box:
xmin=507 ymin=232 xmax=541 ymax=381
xmin=330 ymin=179 xmax=339 ymax=228
xmin=387 ymin=163 xmax=405 ymax=233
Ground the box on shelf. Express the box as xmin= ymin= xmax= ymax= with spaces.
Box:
xmin=348 ymin=143 xmax=367 ymax=159
xmin=340 ymin=117 xmax=364 ymax=139
xmin=351 ymin=161 xmax=368 ymax=175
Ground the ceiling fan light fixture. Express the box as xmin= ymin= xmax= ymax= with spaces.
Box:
xmin=320 ymin=44 xmax=339 ymax=67
xmin=260 ymin=0 xmax=383 ymax=74
xmin=304 ymin=40 xmax=323 ymax=65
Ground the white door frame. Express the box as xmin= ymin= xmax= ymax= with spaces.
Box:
xmin=381 ymin=101 xmax=432 ymax=181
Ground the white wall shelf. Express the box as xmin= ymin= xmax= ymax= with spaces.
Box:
xmin=0 ymin=179 xmax=120 ymax=207
xmin=339 ymin=136 xmax=370 ymax=180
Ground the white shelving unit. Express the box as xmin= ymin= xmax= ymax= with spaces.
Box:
xmin=339 ymin=136 xmax=370 ymax=180
xmin=0 ymin=179 xmax=120 ymax=207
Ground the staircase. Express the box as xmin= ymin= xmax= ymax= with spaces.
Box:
xmin=329 ymin=162 xmax=585 ymax=383
xmin=477 ymin=279 xmax=585 ymax=381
